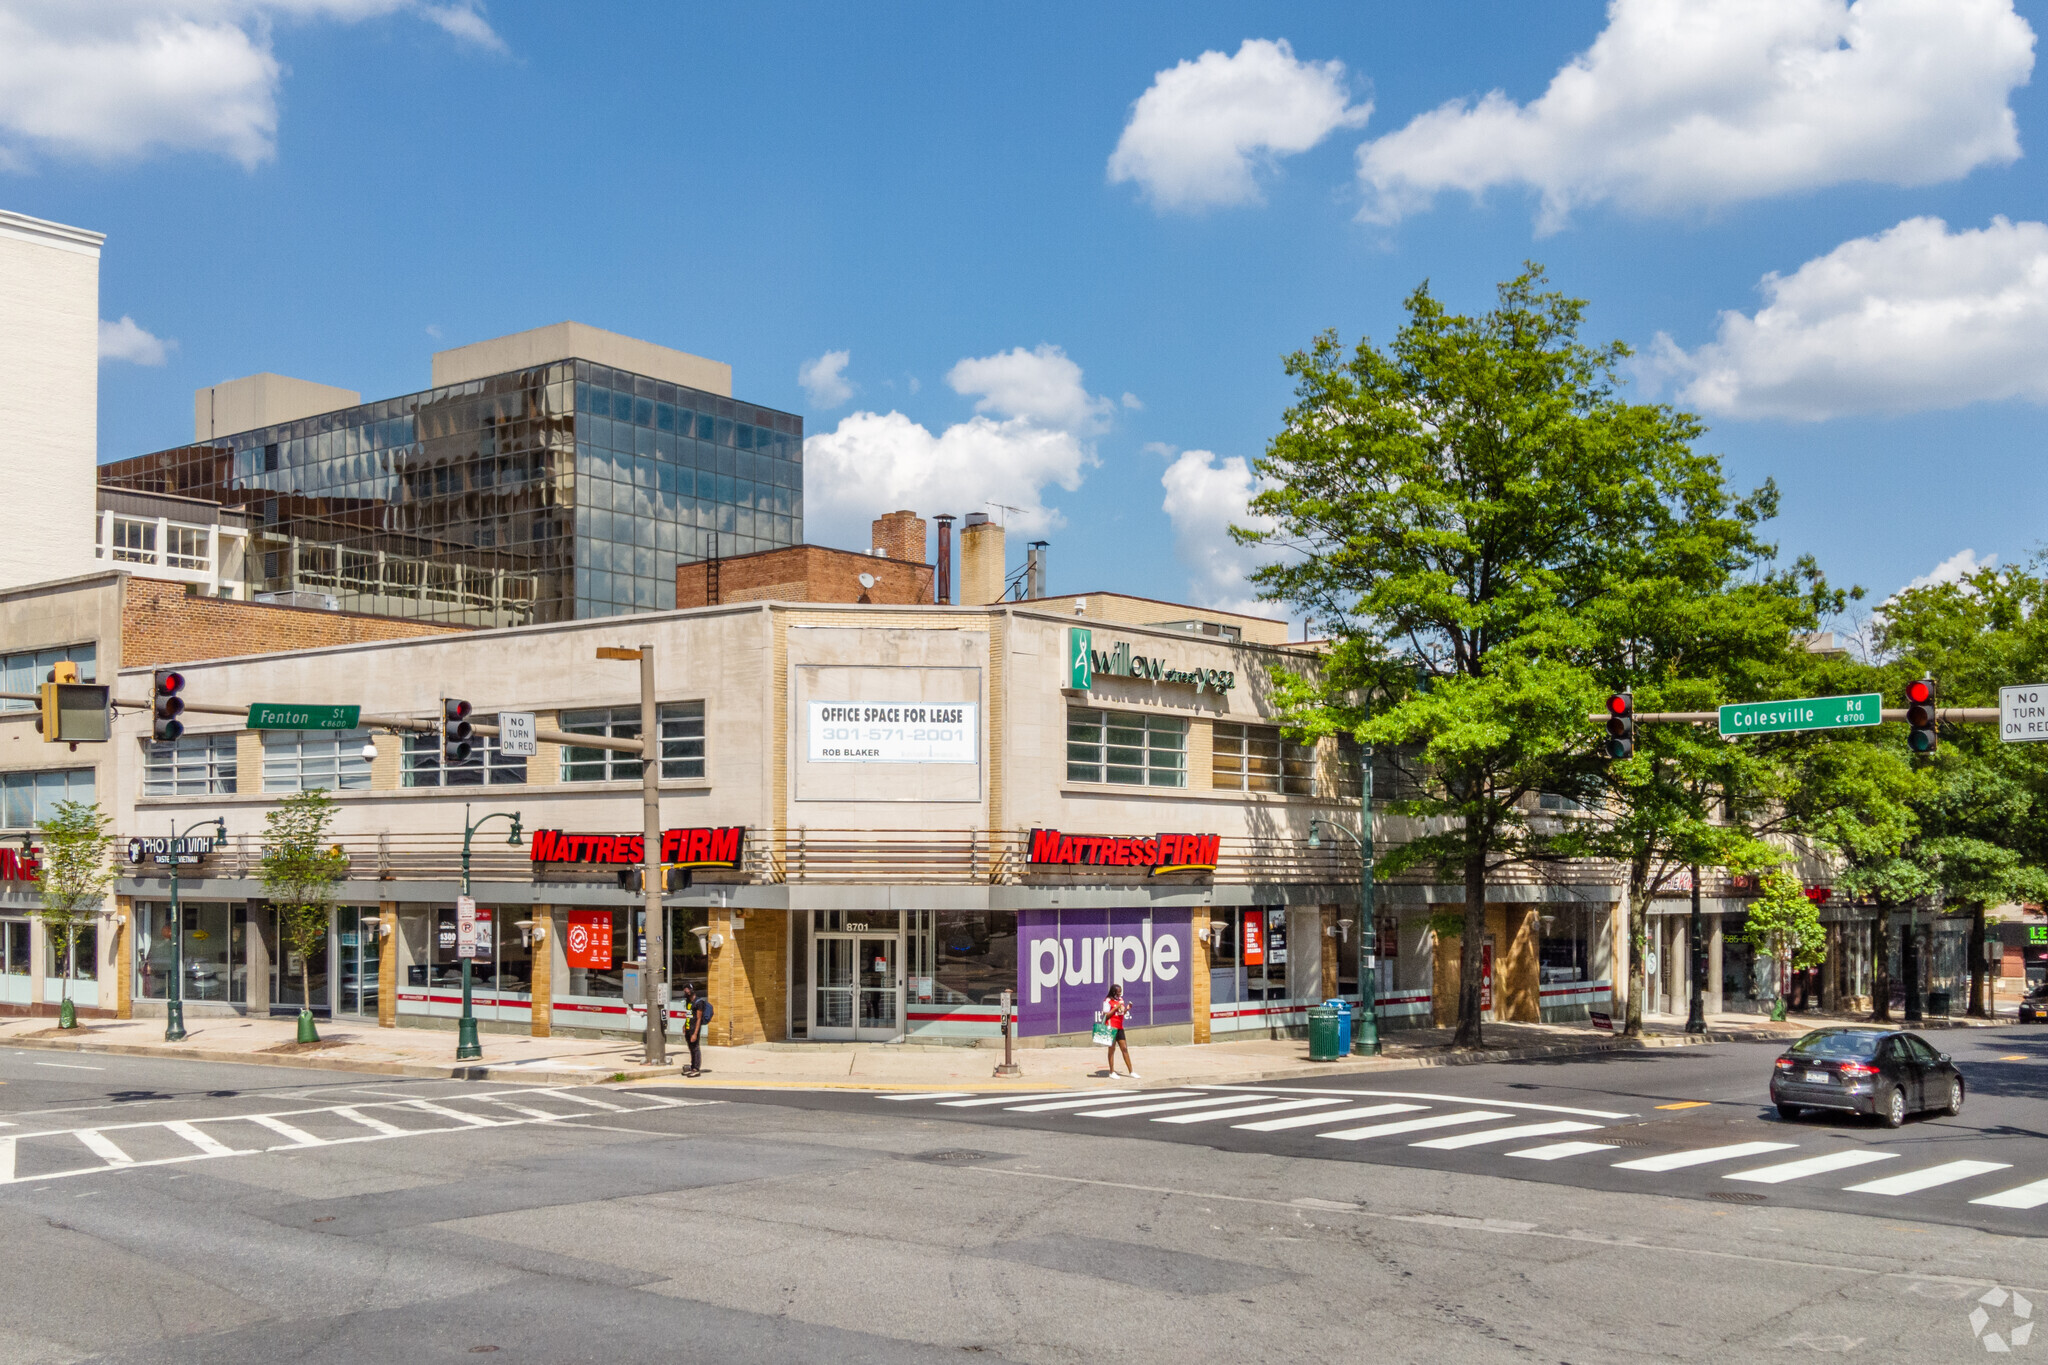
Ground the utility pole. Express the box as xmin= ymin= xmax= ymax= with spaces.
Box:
xmin=639 ymin=642 xmax=666 ymax=1065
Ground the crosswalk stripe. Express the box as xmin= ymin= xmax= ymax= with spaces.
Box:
xmin=879 ymin=1092 xmax=972 ymax=1101
xmin=1846 ymin=1160 xmax=2012 ymax=1196
xmin=1614 ymin=1141 xmax=1796 ymax=1173
xmin=1235 ymin=1103 xmax=1426 ymax=1133
xmin=0 ymin=1136 xmax=12 ymax=1182
xmin=165 ymin=1122 xmax=244 ymax=1157
xmin=1972 ymin=1177 xmax=2048 ymax=1210
xmin=484 ymin=1102 xmax=578 ymax=1123
xmin=1154 ymin=1099 xmax=1350 ymax=1125
xmin=1727 ymin=1150 xmax=1896 ymax=1184
xmin=1073 ymin=1095 xmax=1277 ymax=1119
xmin=402 ymin=1100 xmax=500 ymax=1128
xmin=249 ymin=1115 xmax=326 ymax=1147
xmin=1319 ymin=1110 xmax=1514 ymax=1142
xmin=1002 ymin=1092 xmax=1198 ymax=1112
xmin=560 ymin=1091 xmax=629 ymax=1112
xmin=1412 ymin=1120 xmax=1603 ymax=1150
xmin=334 ymin=1107 xmax=409 ymax=1137
xmin=75 ymin=1130 xmax=135 ymax=1166
xmin=1509 ymin=1140 xmax=1613 ymax=1162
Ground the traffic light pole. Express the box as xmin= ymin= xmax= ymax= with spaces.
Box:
xmin=638 ymin=643 xmax=667 ymax=1067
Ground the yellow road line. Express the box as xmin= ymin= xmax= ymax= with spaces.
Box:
xmin=1655 ymin=1101 xmax=1710 ymax=1110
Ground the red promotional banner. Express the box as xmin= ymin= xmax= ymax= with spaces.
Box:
xmin=1243 ymin=910 xmax=1265 ymax=967
xmin=565 ymin=910 xmax=613 ymax=970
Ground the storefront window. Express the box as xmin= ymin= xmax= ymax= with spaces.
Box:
xmin=3 ymin=919 xmax=28 ymax=974
xmin=933 ymin=911 xmax=1015 ymax=1005
xmin=1066 ymin=708 xmax=1186 ymax=787
xmin=1245 ymin=907 xmax=1287 ymax=999
xmin=46 ymin=923 xmax=96 ymax=979
xmin=1539 ymin=907 xmax=1592 ymax=984
xmin=135 ymin=902 xmax=243 ymax=1002
xmin=668 ymin=906 xmax=708 ymax=999
xmin=1209 ymin=909 xmax=1241 ymax=1005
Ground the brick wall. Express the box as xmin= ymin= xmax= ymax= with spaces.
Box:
xmin=677 ymin=545 xmax=933 ymax=609
xmin=870 ymin=510 xmax=926 ymax=563
xmin=122 ymin=577 xmax=467 ymax=667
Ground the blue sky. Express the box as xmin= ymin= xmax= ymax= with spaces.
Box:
xmin=9 ymin=1 xmax=2048 ymax=631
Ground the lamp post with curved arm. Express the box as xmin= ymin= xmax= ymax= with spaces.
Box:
xmin=1310 ymin=759 xmax=1378 ymax=1056
xmin=164 ymin=815 xmax=228 ymax=1043
xmin=457 ymin=806 xmax=523 ymax=1061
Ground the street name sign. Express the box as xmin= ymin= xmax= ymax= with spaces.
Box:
xmin=2001 ymin=684 xmax=2048 ymax=743
xmin=498 ymin=710 xmax=537 ymax=757
xmin=247 ymin=703 xmax=361 ymax=730
xmin=1718 ymin=692 xmax=1881 ymax=737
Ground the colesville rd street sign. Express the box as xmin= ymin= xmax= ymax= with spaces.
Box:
xmin=1719 ymin=692 xmax=1881 ymax=737
xmin=246 ymin=703 xmax=361 ymax=730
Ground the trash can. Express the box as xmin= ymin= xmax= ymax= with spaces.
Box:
xmin=1325 ymin=998 xmax=1352 ymax=1058
xmin=1308 ymin=1004 xmax=1343 ymax=1062
xmin=1927 ymin=990 xmax=1952 ymax=1017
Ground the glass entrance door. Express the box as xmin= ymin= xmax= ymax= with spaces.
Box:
xmin=811 ymin=931 xmax=902 ymax=1040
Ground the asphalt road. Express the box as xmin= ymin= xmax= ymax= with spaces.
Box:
xmin=3 ymin=1034 xmax=2047 ymax=1363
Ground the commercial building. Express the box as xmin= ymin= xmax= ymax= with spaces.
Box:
xmin=99 ymin=323 xmax=804 ymax=628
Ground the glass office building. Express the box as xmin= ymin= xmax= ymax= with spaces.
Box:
xmin=99 ymin=360 xmax=803 ymax=625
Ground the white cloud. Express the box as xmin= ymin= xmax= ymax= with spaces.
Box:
xmin=1109 ymin=38 xmax=1370 ymax=211
xmin=1903 ymin=548 xmax=1997 ymax=593
xmin=946 ymin=343 xmax=1114 ymax=434
xmin=797 ymin=349 xmax=853 ymax=409
xmin=1356 ymin=0 xmax=2035 ymax=231
xmin=803 ymin=343 xmax=1115 ymax=548
xmin=1159 ymin=448 xmax=1279 ymax=618
xmin=0 ymin=2 xmax=504 ymax=170
xmin=98 ymin=315 xmax=169 ymax=365
xmin=1657 ymin=216 xmax=2048 ymax=420
xmin=1121 ymin=392 xmax=1143 ymax=410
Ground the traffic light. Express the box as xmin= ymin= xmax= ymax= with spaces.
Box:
xmin=441 ymin=698 xmax=473 ymax=765
xmin=152 ymin=670 xmax=185 ymax=742
xmin=1605 ymin=692 xmax=1634 ymax=760
xmin=36 ymin=662 xmax=111 ymax=744
xmin=618 ymin=866 xmax=692 ymax=894
xmin=1906 ymin=677 xmax=1938 ymax=755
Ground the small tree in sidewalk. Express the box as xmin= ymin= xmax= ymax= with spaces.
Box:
xmin=1738 ymin=868 xmax=1827 ymax=1021
xmin=32 ymin=800 xmax=116 ymax=1029
xmin=259 ymin=790 xmax=348 ymax=1043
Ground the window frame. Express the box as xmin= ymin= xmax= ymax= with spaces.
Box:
xmin=0 ymin=769 xmax=97 ymax=829
xmin=560 ymin=701 xmax=707 ymax=783
xmin=142 ymin=733 xmax=240 ymax=797
xmin=1065 ymin=706 xmax=1186 ymax=788
xmin=1212 ymin=720 xmax=1315 ymax=796
xmin=260 ymin=728 xmax=373 ymax=793
xmin=403 ymin=720 xmax=528 ymax=788
xmin=0 ymin=643 xmax=96 ymax=714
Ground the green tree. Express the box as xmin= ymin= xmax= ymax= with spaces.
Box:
xmin=1737 ymin=867 xmax=1827 ymax=1017
xmin=259 ymin=790 xmax=348 ymax=1041
xmin=1248 ymin=266 xmax=1758 ymax=1047
xmin=32 ymin=800 xmax=116 ymax=1028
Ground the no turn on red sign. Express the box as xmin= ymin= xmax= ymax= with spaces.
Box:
xmin=2001 ymin=685 xmax=2048 ymax=743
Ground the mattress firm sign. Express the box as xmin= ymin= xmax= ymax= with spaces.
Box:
xmin=1018 ymin=907 xmax=1192 ymax=1037
xmin=1067 ymin=627 xmax=1234 ymax=695
xmin=807 ymin=701 xmax=978 ymax=763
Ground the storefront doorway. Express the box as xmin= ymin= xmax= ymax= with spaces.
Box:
xmin=803 ymin=911 xmax=904 ymax=1041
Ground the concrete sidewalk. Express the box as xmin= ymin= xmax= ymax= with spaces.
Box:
xmin=0 ymin=1010 xmax=1806 ymax=1090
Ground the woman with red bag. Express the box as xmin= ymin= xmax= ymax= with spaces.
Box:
xmin=1102 ymin=984 xmax=1137 ymax=1080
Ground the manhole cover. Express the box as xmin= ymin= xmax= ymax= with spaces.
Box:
xmin=1708 ymin=1191 xmax=1767 ymax=1204
xmin=908 ymin=1149 xmax=1000 ymax=1164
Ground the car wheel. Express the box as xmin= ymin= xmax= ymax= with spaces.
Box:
xmin=1776 ymin=1103 xmax=1802 ymax=1121
xmin=1945 ymin=1077 xmax=1964 ymax=1116
xmin=1879 ymin=1086 xmax=1906 ymax=1129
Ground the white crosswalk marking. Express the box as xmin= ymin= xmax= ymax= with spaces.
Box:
xmin=75 ymin=1130 xmax=134 ymax=1166
xmin=1972 ymin=1177 xmax=2048 ymax=1210
xmin=1074 ymin=1095 xmax=1278 ymax=1119
xmin=1509 ymin=1140 xmax=1613 ymax=1161
xmin=559 ymin=1091 xmax=629 ymax=1112
xmin=1235 ymin=1103 xmax=1426 ymax=1133
xmin=165 ymin=1122 xmax=244 ymax=1157
xmin=487 ymin=1101 xmax=585 ymax=1123
xmin=249 ymin=1115 xmax=326 ymax=1147
xmin=1154 ymin=1099 xmax=1349 ymax=1125
xmin=1614 ymin=1141 xmax=1796 ymax=1173
xmin=0 ymin=1137 xmax=11 ymax=1182
xmin=1412 ymin=1120 xmax=1602 ymax=1150
xmin=1726 ymin=1150 xmax=1896 ymax=1184
xmin=879 ymin=1092 xmax=972 ymax=1101
xmin=1002 ymin=1092 xmax=1198 ymax=1112
xmin=401 ymin=1100 xmax=500 ymax=1128
xmin=1319 ymin=1110 xmax=1514 ymax=1142
xmin=334 ymin=1107 xmax=409 ymax=1136
xmin=1846 ymin=1160 xmax=2012 ymax=1196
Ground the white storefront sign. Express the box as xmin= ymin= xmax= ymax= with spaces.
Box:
xmin=497 ymin=711 xmax=537 ymax=757
xmin=807 ymin=701 xmax=978 ymax=764
xmin=2000 ymin=685 xmax=2048 ymax=743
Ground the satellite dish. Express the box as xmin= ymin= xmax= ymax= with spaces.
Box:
xmin=858 ymin=573 xmax=876 ymax=589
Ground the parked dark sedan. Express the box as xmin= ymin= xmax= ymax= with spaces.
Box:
xmin=2018 ymin=983 xmax=2048 ymax=1024
xmin=1770 ymin=1027 xmax=1964 ymax=1128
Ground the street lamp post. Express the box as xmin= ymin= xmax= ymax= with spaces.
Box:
xmin=164 ymin=815 xmax=227 ymax=1044
xmin=1310 ymin=749 xmax=1378 ymax=1056
xmin=1686 ymin=863 xmax=1705 ymax=1034
xmin=457 ymin=804 xmax=523 ymax=1062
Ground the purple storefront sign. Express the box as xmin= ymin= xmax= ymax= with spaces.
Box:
xmin=1017 ymin=908 xmax=1192 ymax=1038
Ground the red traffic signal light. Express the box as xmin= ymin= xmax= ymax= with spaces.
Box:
xmin=441 ymin=698 xmax=473 ymax=765
xmin=1906 ymin=677 xmax=1938 ymax=754
xmin=152 ymin=669 xmax=186 ymax=742
xmin=1605 ymin=693 xmax=1634 ymax=759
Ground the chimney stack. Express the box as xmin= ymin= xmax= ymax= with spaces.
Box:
xmin=870 ymin=509 xmax=926 ymax=564
xmin=1025 ymin=541 xmax=1047 ymax=599
xmin=960 ymin=512 xmax=1005 ymax=606
xmin=934 ymin=514 xmax=955 ymax=604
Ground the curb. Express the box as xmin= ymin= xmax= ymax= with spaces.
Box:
xmin=0 ymin=1032 xmax=681 ymax=1087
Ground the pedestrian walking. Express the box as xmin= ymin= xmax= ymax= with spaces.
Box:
xmin=681 ymin=982 xmax=710 ymax=1077
xmin=1102 ymin=983 xmax=1137 ymax=1079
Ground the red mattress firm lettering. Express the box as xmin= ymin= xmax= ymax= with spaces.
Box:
xmin=529 ymin=827 xmax=744 ymax=869
xmin=1026 ymin=828 xmax=1218 ymax=875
